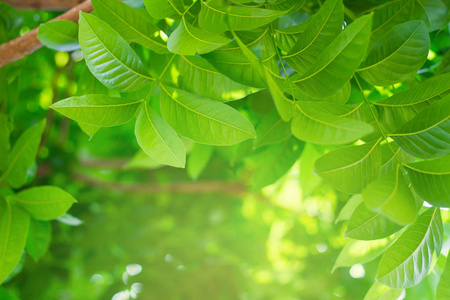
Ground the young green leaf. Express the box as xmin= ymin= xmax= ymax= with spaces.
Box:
xmin=251 ymin=136 xmax=304 ymax=189
xmin=364 ymin=282 xmax=404 ymax=300
xmin=285 ymin=78 xmax=351 ymax=104
xmin=333 ymin=237 xmax=394 ymax=272
xmin=0 ymin=198 xmax=30 ymax=284
xmin=78 ymin=122 xmax=101 ymax=138
xmin=179 ymin=55 xmax=259 ymax=102
xmin=284 ymin=0 xmax=343 ymax=75
xmin=168 ymin=17 xmax=231 ymax=55
xmin=404 ymin=155 xmax=450 ymax=207
xmin=335 ymin=194 xmax=363 ymax=223
xmin=135 ymin=102 xmax=186 ymax=168
xmin=0 ymin=119 xmax=45 ymax=189
xmin=414 ymin=0 xmax=448 ymax=32
xmin=370 ymin=0 xmax=415 ymax=46
xmin=144 ymin=0 xmax=185 ymax=19
xmin=255 ymin=110 xmax=291 ymax=148
xmin=291 ymin=101 xmax=373 ymax=145
xmin=8 ymin=186 xmax=77 ymax=221
xmin=437 ymin=253 xmax=450 ymax=300
xmin=51 ymin=95 xmax=142 ymax=127
xmin=374 ymin=72 xmax=450 ymax=133
xmin=92 ymin=0 xmax=168 ymax=54
xmin=376 ymin=208 xmax=443 ymax=289
xmin=37 ymin=20 xmax=79 ymax=52
xmin=358 ymin=21 xmax=429 ymax=86
xmin=362 ymin=167 xmax=417 ymax=225
xmin=274 ymin=19 xmax=311 ymax=53
xmin=78 ymin=13 xmax=153 ymax=92
xmin=345 ymin=203 xmax=404 ymax=240
xmin=390 ymin=97 xmax=450 ymax=159
xmin=187 ymin=144 xmax=214 ymax=180
xmin=198 ymin=1 xmax=285 ymax=33
xmin=25 ymin=219 xmax=51 ymax=262
xmin=293 ymin=13 xmax=373 ymax=98
xmin=315 ymin=140 xmax=382 ymax=194
xmin=159 ymin=84 xmax=256 ymax=145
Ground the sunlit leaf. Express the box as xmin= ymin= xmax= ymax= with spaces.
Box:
xmin=364 ymin=282 xmax=404 ymax=300
xmin=335 ymin=194 xmax=363 ymax=223
xmin=376 ymin=208 xmax=443 ymax=288
xmin=255 ymin=110 xmax=291 ymax=148
xmin=143 ymin=0 xmax=185 ymax=19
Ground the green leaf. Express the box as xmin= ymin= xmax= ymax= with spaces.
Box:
xmin=345 ymin=203 xmax=404 ymax=240
xmin=78 ymin=13 xmax=153 ymax=92
xmin=291 ymin=101 xmax=374 ymax=145
xmin=274 ymin=19 xmax=311 ymax=53
xmin=135 ymin=101 xmax=186 ymax=168
xmin=143 ymin=0 xmax=185 ymax=19
xmin=0 ymin=198 xmax=30 ymax=284
xmin=179 ymin=55 xmax=259 ymax=102
xmin=78 ymin=122 xmax=101 ymax=138
xmin=198 ymin=1 xmax=285 ymax=33
xmin=376 ymin=208 xmax=443 ymax=288
xmin=159 ymin=84 xmax=256 ymax=145
xmin=374 ymin=72 xmax=450 ymax=133
xmin=285 ymin=78 xmax=351 ymax=105
xmin=333 ymin=237 xmax=394 ymax=272
xmin=168 ymin=17 xmax=231 ymax=55
xmin=8 ymin=186 xmax=77 ymax=221
xmin=370 ymin=0 xmax=415 ymax=46
xmin=251 ymin=136 xmax=304 ymax=189
xmin=255 ymin=110 xmax=291 ymax=148
xmin=51 ymin=95 xmax=142 ymax=127
xmin=437 ymin=253 xmax=450 ymax=300
xmin=25 ymin=219 xmax=51 ymax=262
xmin=404 ymin=155 xmax=450 ymax=207
xmin=335 ymin=194 xmax=363 ymax=223
xmin=284 ymin=0 xmax=343 ymax=74
xmin=266 ymin=0 xmax=305 ymax=12
xmin=92 ymin=0 xmax=168 ymax=54
xmin=187 ymin=144 xmax=214 ymax=180
xmin=390 ymin=97 xmax=450 ymax=159
xmin=364 ymin=282 xmax=404 ymax=300
xmin=37 ymin=20 xmax=80 ymax=52
xmin=0 ymin=120 xmax=45 ymax=189
xmin=362 ymin=167 xmax=417 ymax=225
xmin=358 ymin=21 xmax=429 ymax=86
xmin=315 ymin=140 xmax=382 ymax=194
xmin=293 ymin=13 xmax=373 ymax=98
xmin=0 ymin=114 xmax=13 ymax=172
xmin=414 ymin=0 xmax=448 ymax=32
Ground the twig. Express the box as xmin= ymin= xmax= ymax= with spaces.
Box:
xmin=0 ymin=0 xmax=93 ymax=68
xmin=3 ymin=0 xmax=85 ymax=10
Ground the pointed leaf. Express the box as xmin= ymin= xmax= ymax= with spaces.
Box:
xmin=0 ymin=199 xmax=29 ymax=284
xmin=377 ymin=208 xmax=443 ymax=288
xmin=25 ymin=219 xmax=51 ymax=262
xmin=159 ymin=84 xmax=256 ymax=145
xmin=0 ymin=120 xmax=45 ymax=189
xmin=404 ymin=155 xmax=450 ymax=207
xmin=168 ymin=17 xmax=231 ymax=55
xmin=8 ymin=186 xmax=77 ymax=221
xmin=293 ymin=14 xmax=373 ymax=98
xmin=143 ymin=0 xmax=185 ymax=19
xmin=359 ymin=21 xmax=429 ymax=86
xmin=251 ymin=136 xmax=304 ymax=189
xmin=93 ymin=0 xmax=168 ymax=54
xmin=390 ymin=97 xmax=450 ymax=159
xmin=78 ymin=13 xmax=153 ymax=92
xmin=284 ymin=0 xmax=343 ymax=74
xmin=346 ymin=203 xmax=404 ymax=240
xmin=135 ymin=102 xmax=186 ymax=168
xmin=291 ymin=101 xmax=373 ymax=145
xmin=37 ymin=20 xmax=79 ymax=52
xmin=51 ymin=95 xmax=142 ymax=127
xmin=315 ymin=140 xmax=382 ymax=194
xmin=362 ymin=167 xmax=417 ymax=225
xmin=198 ymin=1 xmax=285 ymax=33
xmin=179 ymin=55 xmax=259 ymax=102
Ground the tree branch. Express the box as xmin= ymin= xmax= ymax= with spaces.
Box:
xmin=0 ymin=0 xmax=93 ymax=68
xmin=3 ymin=0 xmax=85 ymax=10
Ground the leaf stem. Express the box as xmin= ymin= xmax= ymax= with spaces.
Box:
xmin=354 ymin=75 xmax=403 ymax=165
xmin=144 ymin=54 xmax=177 ymax=101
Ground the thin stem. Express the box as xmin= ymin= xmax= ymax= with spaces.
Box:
xmin=354 ymin=76 xmax=403 ymax=164
xmin=144 ymin=54 xmax=176 ymax=101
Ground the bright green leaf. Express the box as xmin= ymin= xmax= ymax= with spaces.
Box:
xmin=37 ymin=20 xmax=79 ymax=52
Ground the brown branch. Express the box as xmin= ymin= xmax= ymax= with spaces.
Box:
xmin=3 ymin=0 xmax=85 ymax=10
xmin=72 ymin=172 xmax=248 ymax=196
xmin=0 ymin=0 xmax=93 ymax=68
